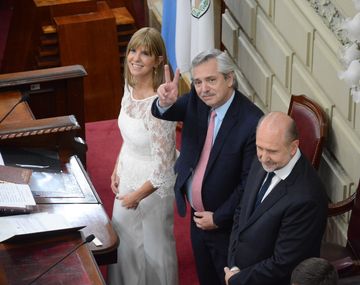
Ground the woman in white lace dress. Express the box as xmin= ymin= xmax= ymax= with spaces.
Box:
xmin=108 ymin=27 xmax=178 ymax=285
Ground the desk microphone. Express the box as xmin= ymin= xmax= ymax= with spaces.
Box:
xmin=0 ymin=93 xmax=30 ymax=124
xmin=27 ymin=234 xmax=95 ymax=285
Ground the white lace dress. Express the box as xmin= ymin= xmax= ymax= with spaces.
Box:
xmin=108 ymin=85 xmax=178 ymax=285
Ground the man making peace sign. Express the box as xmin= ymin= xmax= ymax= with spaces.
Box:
xmin=151 ymin=49 xmax=263 ymax=285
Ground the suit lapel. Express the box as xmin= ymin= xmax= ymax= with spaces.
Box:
xmin=245 ymin=181 xmax=287 ymax=227
xmin=244 ymin=167 xmax=266 ymax=220
xmin=239 ymin=155 xmax=306 ymax=233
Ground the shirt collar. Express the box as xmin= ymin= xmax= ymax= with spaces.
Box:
xmin=274 ymin=148 xmax=301 ymax=180
xmin=212 ymin=91 xmax=235 ymax=120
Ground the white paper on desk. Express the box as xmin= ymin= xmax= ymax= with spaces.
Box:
xmin=0 ymin=212 xmax=84 ymax=242
xmin=0 ymin=183 xmax=36 ymax=207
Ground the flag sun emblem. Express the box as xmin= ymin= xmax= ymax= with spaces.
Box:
xmin=191 ymin=0 xmax=211 ymax=19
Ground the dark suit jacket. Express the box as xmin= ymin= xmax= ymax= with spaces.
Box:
xmin=151 ymin=88 xmax=263 ymax=228
xmin=228 ymin=154 xmax=328 ymax=285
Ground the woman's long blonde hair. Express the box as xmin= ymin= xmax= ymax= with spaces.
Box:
xmin=124 ymin=27 xmax=168 ymax=91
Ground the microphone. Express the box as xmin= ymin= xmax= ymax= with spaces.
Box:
xmin=0 ymin=93 xmax=30 ymax=123
xmin=85 ymin=234 xmax=96 ymax=243
xmin=27 ymin=234 xmax=95 ymax=285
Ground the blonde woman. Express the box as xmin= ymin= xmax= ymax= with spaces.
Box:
xmin=108 ymin=27 xmax=178 ymax=285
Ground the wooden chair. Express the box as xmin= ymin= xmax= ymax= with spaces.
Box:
xmin=287 ymin=94 xmax=327 ymax=170
xmin=321 ymin=179 xmax=360 ymax=277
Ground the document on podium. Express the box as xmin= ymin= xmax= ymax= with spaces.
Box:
xmin=0 ymin=182 xmax=36 ymax=208
xmin=0 ymin=212 xmax=85 ymax=242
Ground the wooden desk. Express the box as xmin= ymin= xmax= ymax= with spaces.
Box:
xmin=27 ymin=155 xmax=119 ymax=265
xmin=0 ymin=91 xmax=34 ymax=123
xmin=0 ymin=92 xmax=119 ymax=265
xmin=0 ymin=153 xmax=119 ymax=265
xmin=0 ymin=231 xmax=106 ymax=285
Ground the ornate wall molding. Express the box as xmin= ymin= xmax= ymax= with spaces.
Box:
xmin=307 ymin=0 xmax=349 ymax=45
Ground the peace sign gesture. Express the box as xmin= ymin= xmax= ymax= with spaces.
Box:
xmin=157 ymin=65 xmax=180 ymax=108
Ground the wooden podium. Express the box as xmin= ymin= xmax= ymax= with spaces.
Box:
xmin=54 ymin=1 xmax=122 ymax=122
xmin=0 ymin=91 xmax=119 ymax=266
xmin=0 ymin=65 xmax=87 ymax=141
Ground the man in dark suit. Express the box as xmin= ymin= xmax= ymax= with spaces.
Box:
xmin=151 ymin=49 xmax=263 ymax=285
xmin=225 ymin=112 xmax=328 ymax=285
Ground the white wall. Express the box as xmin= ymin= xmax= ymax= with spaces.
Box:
xmin=222 ymin=0 xmax=359 ymax=244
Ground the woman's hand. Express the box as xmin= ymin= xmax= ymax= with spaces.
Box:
xmin=117 ymin=191 xmax=140 ymax=209
xmin=111 ymin=171 xmax=120 ymax=195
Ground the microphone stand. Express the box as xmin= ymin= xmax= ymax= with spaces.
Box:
xmin=27 ymin=234 xmax=95 ymax=285
xmin=0 ymin=93 xmax=30 ymax=124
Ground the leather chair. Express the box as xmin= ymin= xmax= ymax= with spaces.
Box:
xmin=321 ymin=179 xmax=360 ymax=277
xmin=287 ymin=94 xmax=327 ymax=170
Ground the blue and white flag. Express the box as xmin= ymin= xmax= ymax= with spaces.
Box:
xmin=161 ymin=0 xmax=177 ymax=70
xmin=162 ymin=0 xmax=214 ymax=73
xmin=189 ymin=0 xmax=214 ymax=66
xmin=175 ymin=1 xmax=191 ymax=72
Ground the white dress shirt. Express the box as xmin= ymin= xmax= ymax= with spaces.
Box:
xmin=261 ymin=148 xmax=301 ymax=203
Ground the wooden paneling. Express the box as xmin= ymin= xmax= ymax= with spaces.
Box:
xmin=312 ymin=33 xmax=350 ymax=121
xmin=274 ymin=0 xmax=314 ymax=67
xmin=1 ymin=0 xmax=40 ymax=73
xmin=0 ymin=0 xmax=139 ymax=122
xmin=237 ymin=31 xmax=273 ymax=105
xmin=55 ymin=1 xmax=122 ymax=121
xmin=221 ymin=9 xmax=239 ymax=58
xmin=0 ymin=65 xmax=87 ymax=138
xmin=255 ymin=10 xmax=293 ymax=89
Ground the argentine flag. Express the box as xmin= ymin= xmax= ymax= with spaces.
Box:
xmin=161 ymin=0 xmax=177 ymax=71
xmin=162 ymin=0 xmax=214 ymax=73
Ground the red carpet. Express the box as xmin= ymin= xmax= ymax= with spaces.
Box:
xmin=86 ymin=119 xmax=199 ymax=285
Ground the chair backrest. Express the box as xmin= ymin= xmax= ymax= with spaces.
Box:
xmin=348 ymin=180 xmax=360 ymax=259
xmin=288 ymin=95 xmax=327 ymax=170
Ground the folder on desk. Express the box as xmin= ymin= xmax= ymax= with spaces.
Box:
xmin=0 ymin=146 xmax=61 ymax=172
xmin=0 ymin=182 xmax=36 ymax=216
xmin=0 ymin=165 xmax=32 ymax=184
xmin=0 ymin=212 xmax=85 ymax=243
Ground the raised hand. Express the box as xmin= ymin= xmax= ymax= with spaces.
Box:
xmin=157 ymin=65 xmax=180 ymax=108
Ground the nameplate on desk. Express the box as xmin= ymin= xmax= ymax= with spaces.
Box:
xmin=0 ymin=212 xmax=85 ymax=243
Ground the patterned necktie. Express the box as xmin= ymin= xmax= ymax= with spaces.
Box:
xmin=191 ymin=110 xmax=216 ymax=211
xmin=254 ymin=172 xmax=275 ymax=209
